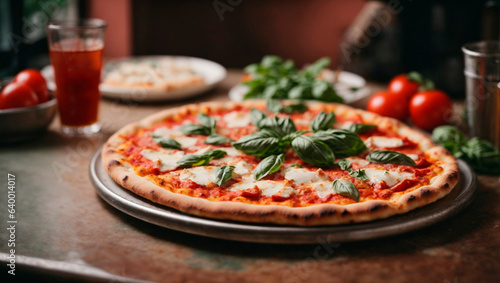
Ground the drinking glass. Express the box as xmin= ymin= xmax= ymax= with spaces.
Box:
xmin=46 ymin=19 xmax=107 ymax=136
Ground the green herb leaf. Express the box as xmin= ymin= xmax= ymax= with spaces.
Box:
xmin=460 ymin=138 xmax=500 ymax=174
xmin=348 ymin=124 xmax=377 ymax=134
xmin=250 ymin=108 xmax=267 ymax=128
xmin=197 ymin=113 xmax=216 ymax=134
xmin=291 ymin=135 xmax=336 ymax=166
xmin=180 ymin=124 xmax=212 ymax=136
xmin=366 ymin=150 xmax=417 ymax=166
xmin=177 ymin=150 xmax=226 ymax=167
xmin=215 ymin=165 xmax=235 ymax=186
xmin=266 ymin=99 xmax=283 ymax=113
xmin=290 ymin=163 xmax=303 ymax=168
xmin=152 ymin=135 xmax=181 ymax=150
xmin=312 ymin=129 xmax=367 ymax=158
xmin=301 ymin=57 xmax=330 ymax=78
xmin=407 ymin=71 xmax=435 ymax=91
xmin=337 ymin=159 xmax=351 ymax=171
xmin=254 ymin=154 xmax=285 ymax=180
xmin=282 ymin=103 xmax=308 ymax=114
xmin=177 ymin=155 xmax=212 ymax=167
xmin=349 ymin=169 xmax=368 ymax=181
xmin=258 ymin=116 xmax=297 ymax=137
xmin=232 ymin=130 xmax=283 ymax=158
xmin=431 ymin=125 xmax=467 ymax=155
xmin=332 ymin=180 xmax=359 ymax=201
xmin=204 ymin=134 xmax=232 ymax=145
xmin=311 ymin=80 xmax=343 ymax=103
xmin=311 ymin=111 xmax=336 ymax=132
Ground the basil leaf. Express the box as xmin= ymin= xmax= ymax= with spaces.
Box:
xmin=301 ymin=57 xmax=330 ymax=78
xmin=254 ymin=154 xmax=285 ymax=180
xmin=266 ymin=99 xmax=283 ymax=113
xmin=348 ymin=124 xmax=377 ymax=134
xmin=205 ymin=134 xmax=232 ymax=145
xmin=311 ymin=80 xmax=343 ymax=103
xmin=263 ymin=85 xmax=285 ymax=99
xmin=460 ymin=138 xmax=500 ymax=174
xmin=291 ymin=135 xmax=336 ymax=166
xmin=180 ymin=124 xmax=211 ymax=136
xmin=250 ymin=109 xmax=267 ymax=128
xmin=289 ymin=85 xmax=313 ymax=100
xmin=332 ymin=180 xmax=359 ymax=202
xmin=258 ymin=116 xmax=297 ymax=137
xmin=349 ymin=169 xmax=368 ymax=181
xmin=215 ymin=165 xmax=235 ymax=186
xmin=205 ymin=149 xmax=227 ymax=159
xmin=152 ymin=135 xmax=181 ymax=150
xmin=177 ymin=149 xmax=226 ymax=167
xmin=290 ymin=163 xmax=303 ymax=168
xmin=337 ymin=159 xmax=351 ymax=171
xmin=311 ymin=111 xmax=336 ymax=132
xmin=366 ymin=150 xmax=417 ymax=166
xmin=232 ymin=130 xmax=283 ymax=157
xmin=312 ymin=129 xmax=367 ymax=158
xmin=177 ymin=154 xmax=212 ymax=167
xmin=432 ymin=125 xmax=467 ymax=155
xmin=282 ymin=103 xmax=308 ymax=114
xmin=197 ymin=113 xmax=216 ymax=134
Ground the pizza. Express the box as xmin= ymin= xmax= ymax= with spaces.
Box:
xmin=102 ymin=58 xmax=205 ymax=92
xmin=102 ymin=100 xmax=459 ymax=226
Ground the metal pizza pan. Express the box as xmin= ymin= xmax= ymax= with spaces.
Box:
xmin=90 ymin=149 xmax=477 ymax=244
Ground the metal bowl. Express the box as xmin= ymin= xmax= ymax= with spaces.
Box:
xmin=0 ymin=82 xmax=57 ymax=143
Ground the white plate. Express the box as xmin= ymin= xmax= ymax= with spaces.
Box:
xmin=42 ymin=56 xmax=227 ymax=102
xmin=229 ymin=70 xmax=371 ymax=105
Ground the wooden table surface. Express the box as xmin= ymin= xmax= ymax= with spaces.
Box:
xmin=0 ymin=70 xmax=499 ymax=283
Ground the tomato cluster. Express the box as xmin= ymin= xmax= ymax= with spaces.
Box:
xmin=0 ymin=69 xmax=49 ymax=110
xmin=366 ymin=72 xmax=453 ymax=130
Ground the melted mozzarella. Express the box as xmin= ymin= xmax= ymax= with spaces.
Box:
xmin=229 ymin=180 xmax=296 ymax=197
xmin=233 ymin=161 xmax=252 ymax=176
xmin=345 ymin=157 xmax=370 ymax=167
xmin=364 ymin=169 xmax=413 ymax=187
xmin=176 ymin=136 xmax=198 ymax=148
xmin=217 ymin=147 xmax=242 ymax=156
xmin=179 ymin=166 xmax=218 ymax=186
xmin=140 ymin=149 xmax=184 ymax=171
xmin=313 ymin=180 xmax=336 ymax=198
xmin=407 ymin=154 xmax=419 ymax=160
xmin=284 ymin=168 xmax=327 ymax=186
xmin=365 ymin=136 xmax=404 ymax=148
xmin=223 ymin=111 xmax=252 ymax=128
xmin=152 ymin=126 xmax=184 ymax=137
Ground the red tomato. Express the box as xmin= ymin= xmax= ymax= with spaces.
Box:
xmin=366 ymin=91 xmax=409 ymax=120
xmin=388 ymin=74 xmax=420 ymax=101
xmin=13 ymin=69 xmax=48 ymax=103
xmin=0 ymin=82 xmax=39 ymax=110
xmin=409 ymin=90 xmax=453 ymax=130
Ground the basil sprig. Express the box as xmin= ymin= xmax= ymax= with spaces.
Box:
xmin=205 ymin=134 xmax=232 ymax=145
xmin=366 ymin=150 xmax=416 ymax=166
xmin=312 ymin=129 xmax=367 ymax=158
xmin=257 ymin=116 xmax=297 ymax=136
xmin=215 ymin=165 xmax=235 ymax=186
xmin=232 ymin=130 xmax=283 ymax=158
xmin=336 ymin=159 xmax=368 ymax=181
xmin=254 ymin=154 xmax=285 ymax=180
xmin=181 ymin=113 xmax=216 ymax=136
xmin=177 ymin=149 xmax=227 ymax=167
xmin=266 ymin=99 xmax=307 ymax=114
xmin=311 ymin=111 xmax=336 ymax=132
xmin=152 ymin=135 xmax=181 ymax=150
xmin=348 ymin=124 xmax=377 ymax=134
xmin=242 ymin=55 xmax=343 ymax=103
xmin=250 ymin=109 xmax=267 ymax=128
xmin=291 ymin=136 xmax=336 ymax=166
xmin=332 ymin=180 xmax=359 ymax=202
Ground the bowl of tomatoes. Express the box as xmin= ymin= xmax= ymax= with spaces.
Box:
xmin=0 ymin=69 xmax=57 ymax=143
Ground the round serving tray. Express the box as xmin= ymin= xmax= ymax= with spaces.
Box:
xmin=90 ymin=149 xmax=477 ymax=244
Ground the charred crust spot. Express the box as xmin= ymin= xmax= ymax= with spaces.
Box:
xmin=108 ymin=160 xmax=121 ymax=169
xmin=370 ymin=204 xmax=380 ymax=212
xmin=159 ymin=180 xmax=165 ymax=186
xmin=443 ymin=183 xmax=450 ymax=188
xmin=341 ymin=209 xmax=349 ymax=216
xmin=150 ymin=190 xmax=158 ymax=201
xmin=292 ymin=214 xmax=298 ymax=219
xmin=448 ymin=171 xmax=458 ymax=179
xmin=122 ymin=176 xmax=128 ymax=182
xmin=408 ymin=195 xmax=416 ymax=201
xmin=301 ymin=213 xmax=314 ymax=220
xmin=421 ymin=189 xmax=431 ymax=196
xmin=106 ymin=149 xmax=115 ymax=154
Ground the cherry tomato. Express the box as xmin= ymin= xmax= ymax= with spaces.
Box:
xmin=0 ymin=82 xmax=39 ymax=110
xmin=409 ymin=90 xmax=453 ymax=130
xmin=13 ymin=69 xmax=48 ymax=103
xmin=366 ymin=91 xmax=409 ymax=120
xmin=388 ymin=74 xmax=420 ymax=101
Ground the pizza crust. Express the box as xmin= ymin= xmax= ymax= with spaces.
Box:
xmin=102 ymin=100 xmax=459 ymax=226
